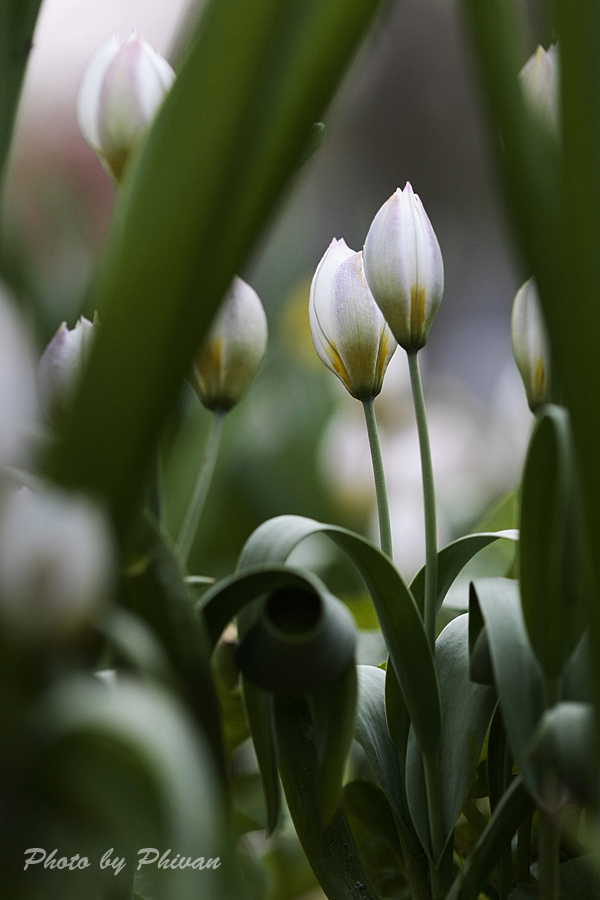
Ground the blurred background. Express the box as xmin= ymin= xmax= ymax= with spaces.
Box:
xmin=4 ymin=0 xmax=534 ymax=584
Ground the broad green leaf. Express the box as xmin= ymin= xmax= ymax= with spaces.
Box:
xmin=0 ymin=1 xmax=43 ymax=188
xmin=384 ymin=661 xmax=411 ymax=790
xmin=520 ymin=405 xmax=586 ymax=680
xmin=211 ymin=639 xmax=250 ymax=761
xmin=120 ymin=516 xmax=223 ymax=767
xmin=447 ymin=777 xmax=533 ymax=900
xmin=343 ymin=780 xmax=408 ymax=899
xmin=556 ymin=0 xmax=600 ymax=737
xmin=242 ymin=682 xmax=280 ymax=835
xmin=405 ymin=615 xmax=496 ymax=860
xmin=7 ymin=676 xmax=246 ymax=900
xmin=410 ymin=530 xmax=519 ymax=616
xmin=355 ymin=666 xmax=411 ymax=828
xmin=528 ymin=702 xmax=597 ymax=807
xmin=509 ymin=856 xmax=600 ymax=900
xmin=274 ymin=694 xmax=381 ymax=900
xmin=470 ymin=579 xmax=545 ymax=801
xmin=48 ymin=0 xmax=384 ymax=535
xmin=562 ymin=634 xmax=592 ymax=704
xmin=239 ymin=515 xmax=441 ymax=754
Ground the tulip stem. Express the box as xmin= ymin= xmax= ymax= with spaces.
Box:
xmin=177 ymin=410 xmax=225 ymax=563
xmin=407 ymin=352 xmax=438 ymax=649
xmin=362 ymin=398 xmax=393 ymax=559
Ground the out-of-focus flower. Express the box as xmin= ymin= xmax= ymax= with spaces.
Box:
xmin=192 ymin=277 xmax=268 ymax=411
xmin=363 ymin=183 xmax=444 ymax=354
xmin=0 ymin=286 xmax=36 ymax=468
xmin=77 ymin=32 xmax=175 ymax=184
xmin=511 ymin=278 xmax=551 ymax=412
xmin=0 ymin=487 xmax=114 ymax=641
xmin=309 ymin=239 xmax=396 ymax=400
xmin=37 ymin=316 xmax=96 ymax=424
xmin=519 ymin=44 xmax=559 ymax=135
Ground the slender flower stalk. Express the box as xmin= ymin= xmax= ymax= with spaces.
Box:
xmin=362 ymin=399 xmax=392 ymax=558
xmin=177 ymin=411 xmax=225 ymax=563
xmin=407 ymin=352 xmax=438 ymax=649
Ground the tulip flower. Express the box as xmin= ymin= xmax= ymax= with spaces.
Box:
xmin=77 ymin=32 xmax=175 ymax=184
xmin=0 ymin=486 xmax=114 ymax=641
xmin=363 ymin=183 xmax=444 ymax=354
xmin=511 ymin=278 xmax=551 ymax=412
xmin=309 ymin=239 xmax=396 ymax=400
xmin=519 ymin=44 xmax=559 ymax=136
xmin=192 ymin=277 xmax=268 ymax=412
xmin=37 ymin=316 xmax=96 ymax=424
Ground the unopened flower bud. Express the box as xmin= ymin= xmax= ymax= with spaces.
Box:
xmin=519 ymin=44 xmax=559 ymax=135
xmin=77 ymin=32 xmax=175 ymax=184
xmin=0 ymin=487 xmax=114 ymax=641
xmin=309 ymin=239 xmax=396 ymax=399
xmin=37 ymin=316 xmax=96 ymax=424
xmin=363 ymin=183 xmax=444 ymax=354
xmin=192 ymin=277 xmax=268 ymax=411
xmin=511 ymin=278 xmax=551 ymax=412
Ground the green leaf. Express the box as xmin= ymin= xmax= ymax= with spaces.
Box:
xmin=343 ymin=780 xmax=407 ymax=899
xmin=0 ymin=1 xmax=43 ymax=188
xmin=384 ymin=661 xmax=411 ymax=772
xmin=274 ymin=694 xmax=381 ymax=900
xmin=528 ymin=702 xmax=597 ymax=806
xmin=8 ymin=676 xmax=246 ymax=900
xmin=120 ymin=516 xmax=223 ymax=766
xmin=470 ymin=579 xmax=545 ymax=801
xmin=410 ymin=530 xmax=519 ymax=616
xmin=47 ymin=0 xmax=384 ymax=534
xmin=355 ymin=666 xmax=411 ymax=828
xmin=239 ymin=515 xmax=441 ymax=755
xmin=520 ymin=405 xmax=587 ymax=679
xmin=241 ymin=682 xmax=280 ymax=835
xmin=447 ymin=777 xmax=533 ymax=900
xmin=405 ymin=615 xmax=496 ymax=859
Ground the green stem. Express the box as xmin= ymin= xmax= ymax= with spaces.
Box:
xmin=176 ymin=410 xmax=225 ymax=562
xmin=146 ymin=445 xmax=164 ymax=524
xmin=407 ymin=352 xmax=438 ymax=648
xmin=538 ymin=811 xmax=560 ymax=900
xmin=362 ymin=398 xmax=393 ymax=558
xmin=423 ymin=751 xmax=445 ymax=869
xmin=392 ymin=810 xmax=431 ymax=900
xmin=516 ymin=809 xmax=533 ymax=884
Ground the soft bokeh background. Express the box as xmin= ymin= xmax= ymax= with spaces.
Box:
xmin=5 ymin=0 xmax=534 ymax=584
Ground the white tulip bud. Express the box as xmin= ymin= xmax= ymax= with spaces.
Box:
xmin=192 ymin=277 xmax=268 ymax=411
xmin=0 ymin=487 xmax=114 ymax=641
xmin=37 ymin=316 xmax=96 ymax=424
xmin=511 ymin=278 xmax=551 ymax=412
xmin=363 ymin=183 xmax=444 ymax=354
xmin=77 ymin=32 xmax=175 ymax=184
xmin=519 ymin=44 xmax=559 ymax=135
xmin=309 ymin=239 xmax=396 ymax=400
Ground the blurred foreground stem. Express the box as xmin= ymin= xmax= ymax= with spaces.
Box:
xmin=407 ymin=352 xmax=438 ymax=648
xmin=177 ymin=410 xmax=225 ymax=563
xmin=362 ymin=398 xmax=393 ymax=558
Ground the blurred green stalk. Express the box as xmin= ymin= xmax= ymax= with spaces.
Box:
xmin=362 ymin=398 xmax=393 ymax=559
xmin=177 ymin=410 xmax=225 ymax=563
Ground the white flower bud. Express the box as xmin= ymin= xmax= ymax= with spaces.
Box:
xmin=192 ymin=277 xmax=268 ymax=411
xmin=37 ymin=316 xmax=96 ymax=424
xmin=511 ymin=278 xmax=551 ymax=412
xmin=0 ymin=487 xmax=114 ymax=641
xmin=309 ymin=239 xmax=396 ymax=400
xmin=77 ymin=32 xmax=175 ymax=184
xmin=363 ymin=183 xmax=444 ymax=354
xmin=519 ymin=44 xmax=559 ymax=135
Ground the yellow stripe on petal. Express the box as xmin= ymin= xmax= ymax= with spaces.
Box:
xmin=409 ymin=285 xmax=426 ymax=349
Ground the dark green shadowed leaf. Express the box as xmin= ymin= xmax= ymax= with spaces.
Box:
xmin=0 ymin=0 xmax=43 ymax=189
xmin=405 ymin=615 xmax=496 ymax=859
xmin=239 ymin=514 xmax=441 ymax=755
xmin=274 ymin=694 xmax=381 ymax=900
xmin=48 ymin=0 xmax=384 ymax=534
xmin=447 ymin=777 xmax=533 ymax=900
xmin=520 ymin=405 xmax=587 ymax=680
xmin=410 ymin=530 xmax=519 ymax=616
xmin=470 ymin=579 xmax=545 ymax=802
xmin=120 ymin=516 xmax=223 ymax=767
xmin=528 ymin=702 xmax=598 ymax=807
